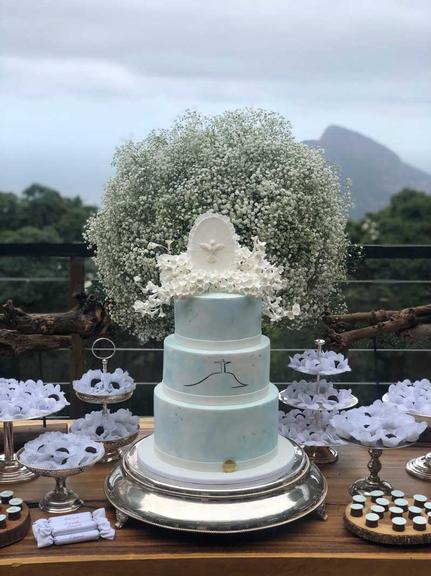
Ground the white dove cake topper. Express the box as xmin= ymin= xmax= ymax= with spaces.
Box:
xmin=187 ymin=213 xmax=239 ymax=272
xmin=133 ymin=211 xmax=301 ymax=323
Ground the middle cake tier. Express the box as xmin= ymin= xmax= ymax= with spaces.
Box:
xmin=154 ymin=382 xmax=279 ymax=466
xmin=163 ymin=334 xmax=270 ymax=397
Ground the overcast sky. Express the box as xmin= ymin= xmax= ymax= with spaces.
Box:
xmin=1 ymin=0 xmax=430 ymax=204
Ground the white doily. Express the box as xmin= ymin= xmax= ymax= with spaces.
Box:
xmin=330 ymin=400 xmax=427 ymax=447
xmin=20 ymin=431 xmax=103 ymax=470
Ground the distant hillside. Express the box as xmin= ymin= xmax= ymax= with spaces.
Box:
xmin=304 ymin=125 xmax=431 ymax=219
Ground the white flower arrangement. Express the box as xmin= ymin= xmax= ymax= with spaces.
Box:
xmin=385 ymin=379 xmax=431 ymax=416
xmin=288 ymin=349 xmax=351 ymax=376
xmin=133 ymin=235 xmax=300 ymax=322
xmin=85 ymin=109 xmax=350 ymax=341
xmin=71 ymin=409 xmax=139 ymax=441
xmin=279 ymin=409 xmax=345 ymax=446
xmin=330 ymin=400 xmax=427 ymax=447
xmin=72 ymin=368 xmax=135 ymax=397
xmin=279 ymin=379 xmax=356 ymax=411
xmin=0 ymin=378 xmax=69 ymax=420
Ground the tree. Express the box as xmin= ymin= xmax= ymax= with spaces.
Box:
xmin=0 ymin=184 xmax=97 ymax=311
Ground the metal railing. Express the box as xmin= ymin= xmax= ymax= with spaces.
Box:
xmin=1 ymin=243 xmax=430 ymax=416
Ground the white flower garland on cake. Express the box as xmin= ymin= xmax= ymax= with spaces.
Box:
xmin=133 ymin=237 xmax=300 ymax=322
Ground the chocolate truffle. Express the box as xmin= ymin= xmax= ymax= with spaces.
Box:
xmin=8 ymin=498 xmax=23 ymax=510
xmin=413 ymin=494 xmax=427 ymax=508
xmin=392 ymin=516 xmax=406 ymax=532
xmin=394 ymin=498 xmax=408 ymax=512
xmin=408 ymin=505 xmax=423 ymax=519
xmin=0 ymin=490 xmax=13 ymax=504
xmin=376 ymin=497 xmax=389 ymax=511
xmin=427 ymin=511 xmax=431 ymax=525
xmin=413 ymin=516 xmax=427 ymax=532
xmin=424 ymin=502 xmax=431 ymax=513
xmin=390 ymin=489 xmax=405 ymax=501
xmin=6 ymin=506 xmax=21 ymax=521
xmin=350 ymin=503 xmax=364 ymax=517
xmin=389 ymin=506 xmax=403 ymax=519
xmin=365 ymin=512 xmax=379 ymax=528
xmin=0 ymin=514 xmax=6 ymax=529
xmin=352 ymin=495 xmax=367 ymax=505
xmin=371 ymin=504 xmax=385 ymax=519
xmin=370 ymin=490 xmax=384 ymax=502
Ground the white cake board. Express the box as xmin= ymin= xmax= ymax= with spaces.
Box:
xmin=136 ymin=434 xmax=296 ymax=487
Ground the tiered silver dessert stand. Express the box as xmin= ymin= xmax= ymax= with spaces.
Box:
xmin=74 ymin=338 xmax=138 ymax=463
xmin=0 ymin=405 xmax=66 ymax=484
xmin=279 ymin=339 xmax=357 ymax=465
xmin=382 ymin=392 xmax=431 ymax=481
xmin=105 ymin=439 xmax=328 ymax=533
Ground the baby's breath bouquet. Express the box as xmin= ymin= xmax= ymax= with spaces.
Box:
xmin=86 ymin=109 xmax=349 ymax=342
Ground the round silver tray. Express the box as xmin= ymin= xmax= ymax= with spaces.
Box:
xmin=99 ymin=430 xmax=139 ymax=463
xmin=105 ymin=438 xmax=328 ymax=533
xmin=74 ymin=389 xmax=134 ymax=405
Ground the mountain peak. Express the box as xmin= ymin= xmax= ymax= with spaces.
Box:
xmin=304 ymin=126 xmax=431 ymax=219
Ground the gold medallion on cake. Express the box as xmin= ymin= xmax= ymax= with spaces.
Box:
xmin=223 ymin=458 xmax=237 ymax=473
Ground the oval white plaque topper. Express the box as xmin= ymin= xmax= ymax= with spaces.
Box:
xmin=187 ymin=213 xmax=239 ymax=272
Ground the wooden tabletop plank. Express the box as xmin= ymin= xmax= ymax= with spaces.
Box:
xmin=1 ymin=419 xmax=430 ymax=575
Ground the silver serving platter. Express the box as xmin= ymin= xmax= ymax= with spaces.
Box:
xmin=105 ymin=438 xmax=328 ymax=533
xmin=99 ymin=430 xmax=139 ymax=463
xmin=74 ymin=389 xmax=134 ymax=405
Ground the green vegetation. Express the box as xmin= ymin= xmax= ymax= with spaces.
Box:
xmin=0 ymin=184 xmax=96 ymax=311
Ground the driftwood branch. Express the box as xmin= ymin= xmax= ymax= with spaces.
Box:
xmin=0 ymin=293 xmax=109 ymax=356
xmin=324 ymin=303 xmax=431 ymax=351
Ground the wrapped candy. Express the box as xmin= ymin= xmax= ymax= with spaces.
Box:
xmin=70 ymin=409 xmax=139 ymax=441
xmin=280 ymin=379 xmax=356 ymax=410
xmin=330 ymin=400 xmax=428 ymax=447
xmin=385 ymin=379 xmax=431 ymax=416
xmin=288 ymin=350 xmax=351 ymax=376
xmin=0 ymin=379 xmax=69 ymax=420
xmin=279 ymin=409 xmax=345 ymax=446
xmin=73 ymin=368 xmax=135 ymax=397
xmin=20 ymin=431 xmax=103 ymax=470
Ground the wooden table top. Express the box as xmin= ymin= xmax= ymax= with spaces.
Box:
xmin=1 ymin=419 xmax=430 ymax=576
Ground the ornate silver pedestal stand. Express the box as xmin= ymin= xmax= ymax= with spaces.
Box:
xmin=346 ymin=438 xmax=413 ymax=496
xmin=105 ymin=438 xmax=327 ymax=533
xmin=405 ymin=413 xmax=431 ymax=481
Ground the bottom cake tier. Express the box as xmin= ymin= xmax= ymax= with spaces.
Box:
xmin=153 ymin=382 xmax=279 ymax=468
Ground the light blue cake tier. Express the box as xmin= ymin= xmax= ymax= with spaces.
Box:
xmin=174 ymin=293 xmax=261 ymax=342
xmin=163 ymin=334 xmax=270 ymax=397
xmin=154 ymin=383 xmax=279 ymax=465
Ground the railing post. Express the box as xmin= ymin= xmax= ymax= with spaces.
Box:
xmin=69 ymin=256 xmax=85 ymax=418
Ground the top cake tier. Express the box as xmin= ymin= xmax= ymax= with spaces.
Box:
xmin=174 ymin=293 xmax=261 ymax=343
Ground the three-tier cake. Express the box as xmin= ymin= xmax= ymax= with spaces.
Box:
xmin=106 ymin=213 xmax=327 ymax=531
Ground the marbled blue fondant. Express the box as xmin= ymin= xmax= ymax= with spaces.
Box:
xmin=174 ymin=293 xmax=261 ymax=341
xmin=163 ymin=334 xmax=270 ymax=397
xmin=154 ymin=383 xmax=279 ymax=463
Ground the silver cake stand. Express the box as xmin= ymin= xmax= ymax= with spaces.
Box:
xmin=105 ymin=437 xmax=327 ymax=533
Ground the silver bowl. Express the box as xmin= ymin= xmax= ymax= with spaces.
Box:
xmin=98 ymin=430 xmax=140 ymax=463
xmin=74 ymin=389 xmax=134 ymax=405
xmin=16 ymin=446 xmax=105 ymax=513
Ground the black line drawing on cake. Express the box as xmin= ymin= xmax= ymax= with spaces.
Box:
xmin=184 ymin=360 xmax=249 ymax=388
